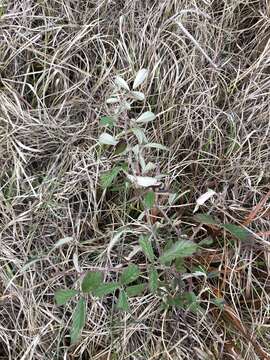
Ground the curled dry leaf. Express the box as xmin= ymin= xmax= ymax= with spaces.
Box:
xmin=193 ymin=189 xmax=216 ymax=213
xmin=126 ymin=174 xmax=161 ymax=188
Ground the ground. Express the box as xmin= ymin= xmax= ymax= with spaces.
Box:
xmin=0 ymin=1 xmax=269 ymax=359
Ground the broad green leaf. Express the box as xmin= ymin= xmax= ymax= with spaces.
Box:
xmin=81 ymin=271 xmax=103 ymax=293
xmin=139 ymin=234 xmax=155 ymax=262
xmin=115 ymin=75 xmax=129 ymax=91
xmin=129 ymin=91 xmax=145 ymax=101
xmin=100 ymin=167 xmax=121 ymax=188
xmin=136 ymin=111 xmax=156 ymax=124
xmin=144 ymin=143 xmax=169 ymax=151
xmin=126 ymin=283 xmax=146 ymax=297
xmin=70 ymin=298 xmax=86 ymax=344
xmin=99 ymin=133 xmax=118 ymax=146
xmin=222 ymin=223 xmax=250 ymax=241
xmin=116 ymin=290 xmax=129 ymax=311
xmin=149 ymin=267 xmax=159 ymax=293
xmin=55 ymin=289 xmax=78 ymax=305
xmin=93 ymin=282 xmax=120 ymax=298
xmin=159 ymin=240 xmax=197 ymax=264
xmin=144 ymin=191 xmax=155 ymax=209
xmin=120 ymin=264 xmax=140 ymax=285
xmin=194 ymin=213 xmax=219 ymax=225
xmin=100 ymin=116 xmax=115 ymax=127
xmin=133 ymin=69 xmax=148 ymax=89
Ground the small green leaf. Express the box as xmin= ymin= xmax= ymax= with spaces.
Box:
xmin=114 ymin=141 xmax=127 ymax=155
xmin=166 ymin=295 xmax=185 ymax=308
xmin=207 ymin=271 xmax=220 ymax=279
xmin=159 ymin=240 xmax=197 ymax=265
xmin=81 ymin=271 xmax=103 ymax=293
xmin=55 ymin=289 xmax=78 ymax=305
xmin=144 ymin=191 xmax=155 ymax=209
xmin=129 ymin=91 xmax=145 ymax=101
xmin=126 ymin=283 xmax=146 ymax=297
xmin=100 ymin=167 xmax=121 ymax=188
xmin=198 ymin=237 xmax=214 ymax=246
xmin=99 ymin=133 xmax=118 ymax=146
xmin=70 ymin=298 xmax=86 ymax=344
xmin=149 ymin=267 xmax=159 ymax=293
xmin=213 ymin=298 xmax=225 ymax=309
xmin=144 ymin=143 xmax=169 ymax=151
xmin=133 ymin=69 xmax=148 ymax=89
xmin=120 ymin=264 xmax=140 ymax=285
xmin=92 ymin=282 xmax=120 ymax=298
xmin=136 ymin=111 xmax=156 ymax=124
xmin=100 ymin=116 xmax=115 ymax=127
xmin=139 ymin=234 xmax=155 ymax=262
xmin=181 ymin=292 xmax=200 ymax=313
xmin=116 ymin=290 xmax=129 ymax=311
xmin=194 ymin=213 xmax=219 ymax=225
xmin=131 ymin=127 xmax=148 ymax=144
xmin=222 ymin=223 xmax=250 ymax=241
xmin=115 ymin=75 xmax=129 ymax=91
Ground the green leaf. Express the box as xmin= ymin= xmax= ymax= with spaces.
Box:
xmin=114 ymin=141 xmax=127 ymax=155
xmin=81 ymin=271 xmax=102 ymax=293
xmin=175 ymin=258 xmax=186 ymax=272
xmin=213 ymin=298 xmax=225 ymax=309
xmin=100 ymin=167 xmax=121 ymax=188
xmin=55 ymin=289 xmax=78 ymax=305
xmin=131 ymin=127 xmax=148 ymax=144
xmin=198 ymin=237 xmax=214 ymax=246
xmin=222 ymin=223 xmax=250 ymax=241
xmin=149 ymin=267 xmax=159 ymax=293
xmin=70 ymin=298 xmax=86 ymax=344
xmin=181 ymin=292 xmax=200 ymax=313
xmin=100 ymin=116 xmax=115 ymax=127
xmin=144 ymin=143 xmax=169 ymax=151
xmin=139 ymin=234 xmax=155 ymax=262
xmin=159 ymin=240 xmax=197 ymax=265
xmin=92 ymin=282 xmax=120 ymax=298
xmin=194 ymin=213 xmax=219 ymax=225
xmin=116 ymin=290 xmax=129 ymax=311
xmin=126 ymin=283 xmax=146 ymax=297
xmin=129 ymin=91 xmax=145 ymax=101
xmin=133 ymin=69 xmax=148 ymax=89
xmin=166 ymin=295 xmax=185 ymax=308
xmin=136 ymin=111 xmax=156 ymax=124
xmin=99 ymin=133 xmax=118 ymax=146
xmin=144 ymin=191 xmax=155 ymax=209
xmin=120 ymin=264 xmax=140 ymax=285
xmin=115 ymin=75 xmax=129 ymax=91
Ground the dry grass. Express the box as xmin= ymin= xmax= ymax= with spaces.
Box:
xmin=0 ymin=0 xmax=270 ymax=359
